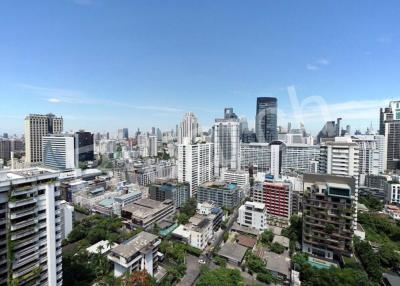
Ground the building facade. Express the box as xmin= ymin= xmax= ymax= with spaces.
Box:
xmin=197 ymin=181 xmax=241 ymax=209
xmin=177 ymin=142 xmax=214 ymax=197
xmin=42 ymin=135 xmax=75 ymax=170
xmin=302 ymin=173 xmax=355 ymax=260
xmin=74 ymin=131 xmax=94 ymax=163
xmin=25 ymin=113 xmax=63 ymax=164
xmin=0 ymin=167 xmax=63 ymax=285
xmin=149 ymin=180 xmax=190 ymax=208
xmin=255 ymin=97 xmax=278 ymax=143
xmin=237 ymin=201 xmax=268 ymax=231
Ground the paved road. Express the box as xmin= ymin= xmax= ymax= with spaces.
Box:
xmin=177 ymin=254 xmax=201 ymax=286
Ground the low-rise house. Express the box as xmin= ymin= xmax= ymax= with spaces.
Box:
xmin=237 ymin=201 xmax=268 ymax=231
xmin=217 ymin=243 xmax=248 ymax=265
xmin=108 ymin=232 xmax=161 ymax=277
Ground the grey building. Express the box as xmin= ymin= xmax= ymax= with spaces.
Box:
xmin=149 ymin=180 xmax=190 ymax=208
xmin=74 ymin=131 xmax=94 ymax=163
xmin=380 ymin=101 xmax=400 ymax=171
xmin=255 ymin=97 xmax=277 ymax=143
xmin=197 ymin=181 xmax=241 ymax=209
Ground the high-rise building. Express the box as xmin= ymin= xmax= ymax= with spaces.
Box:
xmin=148 ymin=135 xmax=158 ymax=157
xmin=42 ymin=135 xmax=75 ymax=170
xmin=319 ymin=137 xmax=359 ymax=229
xmin=255 ymin=97 xmax=277 ymax=143
xmin=197 ymin=181 xmax=241 ymax=209
xmin=25 ymin=113 xmax=63 ymax=163
xmin=380 ymin=101 xmax=400 ymax=171
xmin=316 ymin=118 xmax=342 ymax=143
xmin=117 ymin=128 xmax=129 ymax=140
xmin=352 ymin=134 xmax=384 ymax=185
xmin=177 ymin=142 xmax=214 ymax=197
xmin=241 ymin=143 xmax=271 ymax=172
xmin=178 ymin=112 xmax=200 ymax=144
xmin=0 ymin=138 xmax=11 ymax=161
xmin=213 ymin=108 xmax=240 ymax=177
xmin=74 ymin=131 xmax=94 ymax=163
xmin=239 ymin=117 xmax=249 ymax=140
xmin=302 ymin=173 xmax=355 ymax=260
xmin=0 ymin=167 xmax=63 ymax=285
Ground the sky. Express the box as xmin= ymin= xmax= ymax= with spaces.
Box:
xmin=0 ymin=0 xmax=400 ymax=136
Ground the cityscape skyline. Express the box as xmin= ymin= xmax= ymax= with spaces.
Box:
xmin=1 ymin=1 xmax=400 ymax=134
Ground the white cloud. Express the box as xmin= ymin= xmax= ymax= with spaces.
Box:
xmin=18 ymin=83 xmax=186 ymax=113
xmin=306 ymin=64 xmax=319 ymax=71
xmin=316 ymin=58 xmax=330 ymax=65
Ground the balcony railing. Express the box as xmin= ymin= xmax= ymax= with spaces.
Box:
xmin=9 ymin=197 xmax=37 ymax=209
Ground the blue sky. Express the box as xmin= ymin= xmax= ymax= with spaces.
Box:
xmin=0 ymin=0 xmax=399 ymax=136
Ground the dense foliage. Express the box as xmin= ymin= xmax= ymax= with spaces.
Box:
xmin=176 ymin=198 xmax=197 ymax=224
xmin=358 ymin=194 xmax=384 ymax=212
xmin=270 ymin=242 xmax=285 ymax=254
xmin=260 ymin=229 xmax=274 ymax=245
xmin=281 ymin=215 xmax=302 ymax=254
xmin=245 ymin=252 xmax=267 ymax=274
xmin=196 ymin=267 xmax=243 ymax=286
xmin=354 ymin=238 xmax=383 ymax=283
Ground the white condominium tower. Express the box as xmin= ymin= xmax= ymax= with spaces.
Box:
xmin=213 ymin=108 xmax=240 ymax=177
xmin=178 ymin=112 xmax=200 ymax=144
xmin=178 ymin=142 xmax=214 ymax=197
xmin=25 ymin=114 xmax=63 ymax=164
xmin=0 ymin=167 xmax=63 ymax=286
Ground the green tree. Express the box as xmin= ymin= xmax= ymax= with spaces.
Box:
xmin=270 ymin=242 xmax=285 ymax=254
xmin=246 ymin=252 xmax=267 ymax=274
xmin=260 ymin=229 xmax=274 ymax=245
xmin=354 ymin=238 xmax=383 ymax=283
xmin=196 ymin=267 xmax=243 ymax=286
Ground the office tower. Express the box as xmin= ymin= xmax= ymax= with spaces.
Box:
xmin=24 ymin=113 xmax=63 ymax=163
xmin=178 ymin=142 xmax=214 ymax=197
xmin=213 ymin=108 xmax=240 ymax=177
xmin=316 ymin=118 xmax=342 ymax=143
xmin=10 ymin=138 xmax=24 ymax=153
xmin=178 ymin=112 xmax=200 ymax=144
xmin=252 ymin=179 xmax=292 ymax=226
xmin=2 ymin=133 xmax=8 ymax=139
xmin=255 ymin=97 xmax=277 ymax=143
xmin=380 ymin=101 xmax=400 ymax=171
xmin=148 ymin=135 xmax=158 ymax=157
xmin=319 ymin=137 xmax=359 ymax=229
xmin=0 ymin=167 xmax=63 ymax=285
xmin=74 ymin=131 xmax=94 ymax=163
xmin=156 ymin=128 xmax=162 ymax=141
xmin=149 ymin=180 xmax=190 ymax=208
xmin=43 ymin=135 xmax=75 ymax=170
xmin=0 ymin=138 xmax=11 ymax=161
xmin=151 ymin=127 xmax=156 ymax=135
xmin=352 ymin=135 xmax=385 ymax=185
xmin=302 ymin=173 xmax=355 ymax=260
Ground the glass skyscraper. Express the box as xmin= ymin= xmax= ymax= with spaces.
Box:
xmin=255 ymin=97 xmax=277 ymax=143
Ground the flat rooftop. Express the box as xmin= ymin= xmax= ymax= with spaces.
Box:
xmin=218 ymin=243 xmax=247 ymax=263
xmin=110 ymin=231 xmax=158 ymax=258
xmin=0 ymin=167 xmax=59 ymax=183
xmin=265 ymin=251 xmax=291 ymax=277
xmin=122 ymin=198 xmax=172 ymax=219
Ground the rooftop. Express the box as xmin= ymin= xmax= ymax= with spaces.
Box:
xmin=218 ymin=243 xmax=248 ymax=263
xmin=0 ymin=167 xmax=59 ymax=183
xmin=272 ymin=235 xmax=290 ymax=248
xmin=122 ymin=198 xmax=173 ymax=219
xmin=110 ymin=231 xmax=158 ymax=258
xmin=236 ymin=235 xmax=257 ymax=248
xmin=265 ymin=251 xmax=291 ymax=277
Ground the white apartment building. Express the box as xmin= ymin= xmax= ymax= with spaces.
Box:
xmin=178 ymin=142 xmax=214 ymax=197
xmin=237 ymin=201 xmax=268 ymax=231
xmin=172 ymin=214 xmax=213 ymax=250
xmin=25 ymin=113 xmax=63 ymax=164
xmin=43 ymin=135 xmax=75 ymax=170
xmin=352 ymin=135 xmax=385 ymax=185
xmin=222 ymin=169 xmax=249 ymax=188
xmin=213 ymin=109 xmax=240 ymax=177
xmin=148 ymin=135 xmax=158 ymax=157
xmin=0 ymin=167 xmax=63 ymax=285
xmin=240 ymin=143 xmax=270 ymax=172
xmin=60 ymin=200 xmax=74 ymax=240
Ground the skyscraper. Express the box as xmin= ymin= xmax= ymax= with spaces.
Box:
xmin=24 ymin=114 xmax=63 ymax=164
xmin=0 ymin=167 xmax=63 ymax=285
xmin=213 ymin=108 xmax=240 ymax=177
xmin=255 ymin=97 xmax=277 ymax=143
xmin=117 ymin=128 xmax=129 ymax=140
xmin=178 ymin=112 xmax=200 ymax=144
xmin=380 ymin=101 xmax=400 ymax=171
